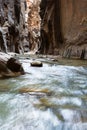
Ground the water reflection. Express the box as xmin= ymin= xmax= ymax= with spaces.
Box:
xmin=0 ymin=57 xmax=87 ymax=130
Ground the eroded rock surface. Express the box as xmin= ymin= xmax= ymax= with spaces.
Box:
xmin=26 ymin=0 xmax=41 ymax=53
xmin=39 ymin=0 xmax=87 ymax=59
xmin=0 ymin=0 xmax=29 ymax=54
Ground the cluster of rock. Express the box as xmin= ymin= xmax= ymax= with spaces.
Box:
xmin=0 ymin=51 xmax=43 ymax=78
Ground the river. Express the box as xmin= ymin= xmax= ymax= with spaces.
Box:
xmin=0 ymin=55 xmax=87 ymax=130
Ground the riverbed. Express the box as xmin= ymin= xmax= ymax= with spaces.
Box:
xmin=0 ymin=55 xmax=87 ymax=130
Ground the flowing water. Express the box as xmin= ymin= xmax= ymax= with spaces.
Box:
xmin=0 ymin=55 xmax=87 ymax=130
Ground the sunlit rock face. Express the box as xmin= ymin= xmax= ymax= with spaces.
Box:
xmin=40 ymin=0 xmax=87 ymax=59
xmin=0 ymin=0 xmax=29 ymax=53
xmin=26 ymin=0 xmax=41 ymax=53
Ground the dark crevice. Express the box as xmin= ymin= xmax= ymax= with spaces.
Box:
xmin=14 ymin=0 xmax=21 ymax=24
xmin=54 ymin=0 xmax=63 ymax=45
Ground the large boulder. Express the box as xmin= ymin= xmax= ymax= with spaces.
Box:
xmin=0 ymin=56 xmax=25 ymax=78
xmin=0 ymin=59 xmax=10 ymax=73
xmin=7 ymin=57 xmax=25 ymax=74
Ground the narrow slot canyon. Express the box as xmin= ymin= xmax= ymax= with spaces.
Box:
xmin=0 ymin=1 xmax=87 ymax=130
xmin=0 ymin=0 xmax=41 ymax=54
xmin=0 ymin=0 xmax=87 ymax=59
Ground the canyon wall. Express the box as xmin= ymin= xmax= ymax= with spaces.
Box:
xmin=0 ymin=0 xmax=87 ymax=59
xmin=40 ymin=0 xmax=87 ymax=59
xmin=26 ymin=0 xmax=41 ymax=53
xmin=0 ymin=0 xmax=41 ymax=54
xmin=0 ymin=0 xmax=29 ymax=53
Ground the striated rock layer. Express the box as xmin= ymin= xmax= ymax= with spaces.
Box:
xmin=40 ymin=0 xmax=87 ymax=59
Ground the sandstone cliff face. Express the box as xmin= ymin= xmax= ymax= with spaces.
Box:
xmin=0 ymin=0 xmax=87 ymax=59
xmin=26 ymin=0 xmax=41 ymax=53
xmin=40 ymin=0 xmax=87 ymax=59
xmin=0 ymin=0 xmax=29 ymax=53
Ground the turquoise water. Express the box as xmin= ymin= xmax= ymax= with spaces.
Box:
xmin=0 ymin=56 xmax=87 ymax=130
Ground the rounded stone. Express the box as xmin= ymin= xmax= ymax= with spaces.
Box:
xmin=30 ymin=61 xmax=43 ymax=67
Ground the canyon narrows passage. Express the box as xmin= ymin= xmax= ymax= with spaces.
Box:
xmin=0 ymin=0 xmax=87 ymax=130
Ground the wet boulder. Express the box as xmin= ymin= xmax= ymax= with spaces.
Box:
xmin=30 ymin=61 xmax=43 ymax=67
xmin=0 ymin=56 xmax=25 ymax=78
xmin=0 ymin=59 xmax=10 ymax=73
xmin=7 ymin=57 xmax=25 ymax=74
xmin=0 ymin=58 xmax=12 ymax=78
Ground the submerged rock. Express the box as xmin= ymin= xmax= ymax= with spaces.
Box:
xmin=18 ymin=87 xmax=53 ymax=97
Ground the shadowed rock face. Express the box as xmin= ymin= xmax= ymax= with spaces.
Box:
xmin=40 ymin=0 xmax=87 ymax=59
xmin=14 ymin=0 xmax=21 ymax=24
xmin=0 ymin=29 xmax=7 ymax=52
